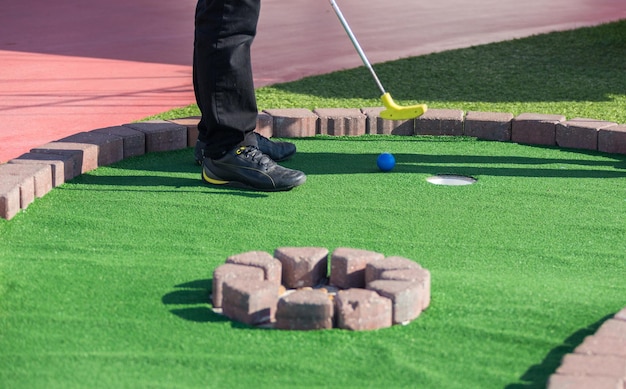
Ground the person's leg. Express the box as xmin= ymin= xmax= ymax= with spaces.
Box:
xmin=193 ymin=0 xmax=305 ymax=191
xmin=193 ymin=0 xmax=297 ymax=164
xmin=193 ymin=0 xmax=259 ymax=159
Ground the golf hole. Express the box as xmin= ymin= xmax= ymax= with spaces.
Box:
xmin=426 ymin=174 xmax=477 ymax=186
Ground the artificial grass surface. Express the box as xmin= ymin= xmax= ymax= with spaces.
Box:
xmin=1 ymin=136 xmax=625 ymax=388
xmin=151 ymin=20 xmax=626 ymax=125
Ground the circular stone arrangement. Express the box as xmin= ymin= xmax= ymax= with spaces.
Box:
xmin=211 ymin=247 xmax=431 ymax=331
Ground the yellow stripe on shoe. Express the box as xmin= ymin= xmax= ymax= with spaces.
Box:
xmin=202 ymin=169 xmax=229 ymax=185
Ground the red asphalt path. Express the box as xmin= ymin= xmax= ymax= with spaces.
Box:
xmin=1 ymin=0 xmax=625 ymax=163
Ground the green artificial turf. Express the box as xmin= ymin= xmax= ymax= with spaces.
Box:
xmin=150 ymin=20 xmax=626 ymax=125
xmin=1 ymin=136 xmax=625 ymax=388
xmin=2 ymin=20 xmax=626 ymax=389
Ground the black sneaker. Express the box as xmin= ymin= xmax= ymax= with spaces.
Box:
xmin=255 ymin=133 xmax=296 ymax=162
xmin=194 ymin=133 xmax=296 ymax=165
xmin=202 ymin=146 xmax=306 ymax=191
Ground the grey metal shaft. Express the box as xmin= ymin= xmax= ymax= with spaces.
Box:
xmin=329 ymin=0 xmax=387 ymax=95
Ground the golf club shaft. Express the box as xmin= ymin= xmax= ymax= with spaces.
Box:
xmin=329 ymin=0 xmax=387 ymax=95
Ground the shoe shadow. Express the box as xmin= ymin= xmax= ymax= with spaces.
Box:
xmin=68 ymin=170 xmax=270 ymax=198
xmin=65 ymin=148 xmax=272 ymax=197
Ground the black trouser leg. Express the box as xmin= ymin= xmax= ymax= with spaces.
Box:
xmin=193 ymin=0 xmax=260 ymax=158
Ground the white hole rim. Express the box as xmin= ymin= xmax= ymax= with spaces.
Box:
xmin=426 ymin=174 xmax=477 ymax=186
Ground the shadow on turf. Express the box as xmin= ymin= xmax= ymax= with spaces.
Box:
xmin=66 ymin=172 xmax=270 ymax=197
xmin=64 ymin=148 xmax=272 ymax=197
xmin=65 ymin=143 xmax=626 ymax=190
xmin=288 ymin=150 xmax=626 ymax=179
xmin=161 ymin=279 xmax=250 ymax=328
xmin=504 ymin=314 xmax=613 ymax=389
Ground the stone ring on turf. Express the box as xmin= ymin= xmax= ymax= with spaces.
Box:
xmin=211 ymin=247 xmax=431 ymax=331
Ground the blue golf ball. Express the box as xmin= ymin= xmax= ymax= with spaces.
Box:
xmin=377 ymin=152 xmax=396 ymax=172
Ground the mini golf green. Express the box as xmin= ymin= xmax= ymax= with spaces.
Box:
xmin=3 ymin=18 xmax=626 ymax=388
xmin=1 ymin=135 xmax=624 ymax=388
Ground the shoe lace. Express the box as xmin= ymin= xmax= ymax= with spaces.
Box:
xmin=237 ymin=146 xmax=272 ymax=167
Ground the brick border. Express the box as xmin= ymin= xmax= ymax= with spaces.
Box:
xmin=1 ymin=109 xmax=624 ymax=221
xmin=547 ymin=307 xmax=626 ymax=388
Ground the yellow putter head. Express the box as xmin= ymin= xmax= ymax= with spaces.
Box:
xmin=329 ymin=1 xmax=427 ymax=121
xmin=379 ymin=93 xmax=427 ymax=120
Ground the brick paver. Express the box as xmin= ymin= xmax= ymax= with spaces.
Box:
xmin=556 ymin=118 xmax=617 ymax=151
xmin=379 ymin=268 xmax=431 ymax=311
xmin=365 ymin=256 xmax=422 ymax=285
xmin=330 ymin=247 xmax=384 ymax=289
xmin=262 ymin=108 xmax=318 ymax=138
xmin=275 ymin=289 xmax=334 ymax=330
xmin=226 ymin=251 xmax=283 ymax=285
xmin=334 ymin=288 xmax=392 ymax=331
xmin=31 ymin=141 xmax=99 ymax=176
xmin=0 ymin=162 xmax=52 ymax=199
xmin=166 ymin=117 xmax=201 ymax=148
xmin=58 ymin=131 xmax=124 ymax=167
xmin=596 ymin=319 xmax=626 ymax=340
xmin=0 ymin=169 xmax=35 ymax=211
xmin=221 ymin=278 xmax=279 ymax=326
xmin=255 ymin=112 xmax=273 ymax=139
xmin=0 ymin=180 xmax=21 ymax=220
xmin=598 ymin=124 xmax=626 ymax=154
xmin=361 ymin=107 xmax=415 ymax=135
xmin=124 ymin=120 xmax=187 ymax=153
xmin=314 ymin=108 xmax=367 ymax=136
xmin=556 ymin=353 xmax=626 ymax=379
xmin=415 ymin=109 xmax=464 ymax=136
xmin=273 ymin=247 xmax=329 ymax=288
xmin=547 ymin=374 xmax=623 ymax=389
xmin=548 ymin=309 xmax=626 ymax=389
xmin=10 ymin=152 xmax=73 ymax=187
xmin=511 ymin=113 xmax=565 ymax=146
xmin=575 ymin=335 xmax=626 ymax=358
xmin=92 ymin=126 xmax=146 ymax=159
xmin=464 ymin=111 xmax=514 ymax=141
xmin=212 ymin=263 xmax=265 ymax=308
xmin=367 ymin=279 xmax=422 ymax=324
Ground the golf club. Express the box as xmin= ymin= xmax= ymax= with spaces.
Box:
xmin=329 ymin=0 xmax=427 ymax=120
